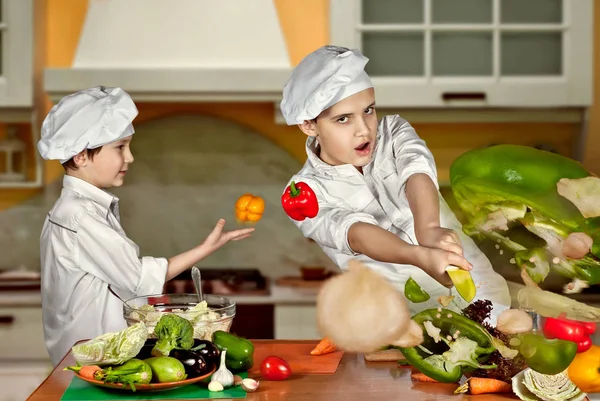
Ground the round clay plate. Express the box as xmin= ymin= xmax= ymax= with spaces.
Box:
xmin=74 ymin=367 xmax=215 ymax=392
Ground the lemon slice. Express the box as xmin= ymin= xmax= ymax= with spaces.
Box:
xmin=446 ymin=266 xmax=477 ymax=302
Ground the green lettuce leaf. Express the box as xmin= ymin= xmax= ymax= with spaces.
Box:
xmin=72 ymin=322 xmax=148 ymax=366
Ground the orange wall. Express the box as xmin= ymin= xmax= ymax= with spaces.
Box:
xmin=43 ymin=0 xmax=89 ymax=183
xmin=274 ymin=0 xmax=329 ymax=65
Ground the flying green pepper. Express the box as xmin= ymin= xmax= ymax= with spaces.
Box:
xmin=404 ymin=277 xmax=431 ymax=303
xmin=397 ymin=309 xmax=497 ymax=383
xmin=450 ymin=144 xmax=600 ymax=290
xmin=517 ymin=332 xmax=577 ymax=375
xmin=211 ymin=331 xmax=254 ymax=372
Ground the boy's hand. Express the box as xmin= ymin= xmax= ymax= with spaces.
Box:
xmin=417 ymin=246 xmax=472 ymax=288
xmin=200 ymin=219 xmax=254 ymax=252
xmin=416 ymin=226 xmax=464 ymax=257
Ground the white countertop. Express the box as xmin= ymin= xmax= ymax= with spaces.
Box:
xmin=0 ymin=282 xmax=319 ymax=308
xmin=7 ymin=280 xmax=596 ymax=309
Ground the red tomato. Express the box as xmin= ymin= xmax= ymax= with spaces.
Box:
xmin=260 ymin=355 xmax=291 ymax=381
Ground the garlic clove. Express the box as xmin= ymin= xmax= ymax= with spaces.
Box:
xmin=234 ymin=375 xmax=243 ymax=386
xmin=496 ymin=308 xmax=533 ymax=334
xmin=241 ymin=378 xmax=259 ymax=392
xmin=208 ymin=380 xmax=224 ymax=392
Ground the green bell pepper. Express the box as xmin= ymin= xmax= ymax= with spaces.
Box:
xmin=450 ymin=144 xmax=600 ymax=287
xmin=398 ymin=309 xmax=497 ymax=383
xmin=404 ymin=277 xmax=431 ymax=303
xmin=211 ymin=330 xmax=254 ymax=372
xmin=517 ymin=332 xmax=577 ymax=375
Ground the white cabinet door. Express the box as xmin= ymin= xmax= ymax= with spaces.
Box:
xmin=0 ymin=307 xmax=51 ymax=401
xmin=0 ymin=362 xmax=52 ymax=401
xmin=0 ymin=307 xmax=48 ymax=361
xmin=331 ymin=0 xmax=592 ymax=108
xmin=274 ymin=305 xmax=320 ymax=340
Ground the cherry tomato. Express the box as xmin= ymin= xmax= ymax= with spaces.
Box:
xmin=259 ymin=355 xmax=291 ymax=381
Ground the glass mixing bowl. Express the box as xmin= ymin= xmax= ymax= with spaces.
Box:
xmin=123 ymin=293 xmax=236 ymax=340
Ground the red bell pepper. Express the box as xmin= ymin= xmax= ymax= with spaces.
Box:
xmin=542 ymin=316 xmax=596 ymax=353
xmin=281 ymin=181 xmax=319 ymax=221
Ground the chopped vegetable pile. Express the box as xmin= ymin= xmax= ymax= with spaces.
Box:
xmin=65 ymin=315 xmax=262 ymax=394
xmin=398 ymin=297 xmax=588 ymax=399
xmin=463 ymin=300 xmax=528 ymax=383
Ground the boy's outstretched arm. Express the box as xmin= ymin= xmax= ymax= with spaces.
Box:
xmin=348 ymin=221 xmax=470 ymax=287
xmin=406 ymin=173 xmax=465 ymax=258
xmin=166 ymin=219 xmax=254 ymax=280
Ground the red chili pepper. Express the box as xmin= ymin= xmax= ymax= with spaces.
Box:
xmin=281 ymin=181 xmax=319 ymax=221
xmin=542 ymin=316 xmax=596 ymax=353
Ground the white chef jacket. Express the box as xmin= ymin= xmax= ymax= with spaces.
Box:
xmin=40 ymin=175 xmax=168 ymax=366
xmin=286 ymin=114 xmax=511 ymax=318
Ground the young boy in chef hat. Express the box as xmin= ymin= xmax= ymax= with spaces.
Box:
xmin=37 ymin=86 xmax=254 ymax=366
xmin=280 ymin=46 xmax=511 ymax=318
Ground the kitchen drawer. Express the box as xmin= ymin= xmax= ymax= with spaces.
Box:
xmin=0 ymin=307 xmax=49 ymax=361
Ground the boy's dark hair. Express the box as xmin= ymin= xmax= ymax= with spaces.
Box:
xmin=61 ymin=147 xmax=103 ymax=171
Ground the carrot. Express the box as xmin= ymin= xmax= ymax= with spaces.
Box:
xmin=410 ymin=371 xmax=443 ymax=383
xmin=310 ymin=337 xmax=337 ymax=356
xmin=454 ymin=378 xmax=513 ymax=395
xmin=64 ymin=365 xmax=102 ymax=380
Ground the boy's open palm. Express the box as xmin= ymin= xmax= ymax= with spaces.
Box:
xmin=419 ymin=247 xmax=472 ymax=288
xmin=201 ymin=219 xmax=254 ymax=252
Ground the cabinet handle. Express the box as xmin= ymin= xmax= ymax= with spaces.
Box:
xmin=442 ymin=92 xmax=487 ymax=101
xmin=0 ymin=315 xmax=14 ymax=325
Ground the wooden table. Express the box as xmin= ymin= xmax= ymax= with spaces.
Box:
xmin=27 ymin=341 xmax=517 ymax=401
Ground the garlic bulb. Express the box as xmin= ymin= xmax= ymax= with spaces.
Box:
xmin=211 ymin=349 xmax=234 ymax=388
xmin=316 ymin=259 xmax=423 ymax=352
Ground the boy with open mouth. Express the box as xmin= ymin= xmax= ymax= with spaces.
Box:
xmin=279 ymin=46 xmax=511 ymax=318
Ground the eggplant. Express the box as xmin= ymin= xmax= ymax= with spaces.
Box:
xmin=135 ymin=338 xmax=158 ymax=360
xmin=191 ymin=339 xmax=221 ymax=368
xmin=170 ymin=349 xmax=213 ymax=378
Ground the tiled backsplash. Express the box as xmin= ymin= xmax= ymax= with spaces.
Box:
xmin=0 ymin=114 xmax=335 ymax=277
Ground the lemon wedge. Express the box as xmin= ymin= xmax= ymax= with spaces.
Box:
xmin=446 ymin=266 xmax=476 ymax=302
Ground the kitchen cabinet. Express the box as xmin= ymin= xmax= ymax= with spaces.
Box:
xmin=330 ymin=0 xmax=592 ymax=107
xmin=275 ymin=305 xmax=320 ymax=340
xmin=0 ymin=0 xmax=34 ymax=107
xmin=230 ymin=304 xmax=275 ymax=339
xmin=0 ymin=306 xmax=52 ymax=401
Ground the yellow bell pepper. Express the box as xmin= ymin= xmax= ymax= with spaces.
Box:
xmin=568 ymin=344 xmax=600 ymax=392
xmin=235 ymin=193 xmax=265 ymax=222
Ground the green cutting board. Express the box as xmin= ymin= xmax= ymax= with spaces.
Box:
xmin=60 ymin=374 xmax=248 ymax=400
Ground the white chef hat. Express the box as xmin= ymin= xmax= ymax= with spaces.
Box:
xmin=37 ymin=86 xmax=139 ymax=163
xmin=280 ymin=45 xmax=374 ymax=125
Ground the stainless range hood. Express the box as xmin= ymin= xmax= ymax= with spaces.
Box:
xmin=44 ymin=0 xmax=293 ymax=103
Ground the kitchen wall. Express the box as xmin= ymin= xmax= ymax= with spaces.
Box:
xmin=0 ymin=0 xmax=595 ymax=276
xmin=0 ymin=113 xmax=336 ymax=274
